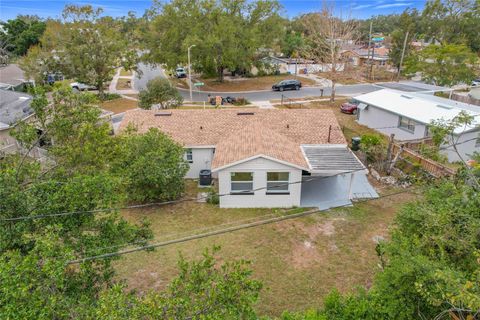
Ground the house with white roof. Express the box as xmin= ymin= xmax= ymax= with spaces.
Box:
xmin=353 ymin=89 xmax=480 ymax=162
xmin=119 ymin=109 xmax=378 ymax=209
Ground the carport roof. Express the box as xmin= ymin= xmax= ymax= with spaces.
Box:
xmin=302 ymin=146 xmax=366 ymax=173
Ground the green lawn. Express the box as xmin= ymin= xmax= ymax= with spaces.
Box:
xmin=114 ymin=180 xmax=416 ymax=316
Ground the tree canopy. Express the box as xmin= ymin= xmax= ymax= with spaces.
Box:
xmin=138 ymin=77 xmax=183 ymax=109
xmin=143 ymin=0 xmax=284 ymax=81
xmin=0 ymin=15 xmax=46 ymax=56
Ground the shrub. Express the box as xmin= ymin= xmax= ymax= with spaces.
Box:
xmin=139 ymin=77 xmax=183 ymax=109
xmin=206 ymin=190 xmax=219 ymax=205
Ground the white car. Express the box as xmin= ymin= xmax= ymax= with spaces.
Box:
xmin=175 ymin=67 xmax=187 ymax=78
xmin=472 ymin=78 xmax=480 ymax=87
xmin=70 ymin=82 xmax=97 ymax=91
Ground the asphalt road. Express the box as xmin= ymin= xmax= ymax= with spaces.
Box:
xmin=133 ymin=63 xmax=444 ymax=102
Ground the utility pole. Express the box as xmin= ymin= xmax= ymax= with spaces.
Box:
xmin=366 ymin=21 xmax=372 ymax=80
xmin=188 ymin=44 xmax=196 ymax=102
xmin=397 ymin=31 xmax=409 ymax=82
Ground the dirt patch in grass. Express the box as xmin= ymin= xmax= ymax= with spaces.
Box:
xmin=100 ymin=98 xmax=138 ymax=114
xmin=197 ymin=75 xmax=316 ymax=92
xmin=169 ymin=77 xmax=189 ymax=89
xmin=116 ymin=78 xmax=131 ymax=90
xmin=114 ymin=180 xmax=417 ymax=316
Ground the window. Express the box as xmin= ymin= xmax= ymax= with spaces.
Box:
xmin=185 ymin=149 xmax=193 ymax=163
xmin=266 ymin=172 xmax=289 ymax=194
xmin=230 ymin=172 xmax=253 ymax=194
xmin=398 ymin=116 xmax=416 ymax=133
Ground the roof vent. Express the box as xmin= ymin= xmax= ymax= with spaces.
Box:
xmin=237 ymin=112 xmax=255 ymax=116
xmin=286 ymin=124 xmax=290 ymax=128
xmin=155 ymin=112 xmax=172 ymax=116
xmin=436 ymin=104 xmax=453 ymax=110
xmin=400 ymin=95 xmax=413 ymax=99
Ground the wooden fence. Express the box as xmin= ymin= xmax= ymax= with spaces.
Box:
xmin=392 ymin=143 xmax=456 ymax=177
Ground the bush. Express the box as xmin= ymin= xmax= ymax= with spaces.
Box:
xmin=206 ymin=190 xmax=219 ymax=205
xmin=114 ymin=128 xmax=189 ymax=202
xmin=232 ymin=97 xmax=249 ymax=106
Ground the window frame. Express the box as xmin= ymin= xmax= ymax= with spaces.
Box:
xmin=398 ymin=116 xmax=416 ymax=133
xmin=230 ymin=172 xmax=254 ymax=195
xmin=266 ymin=172 xmax=290 ymax=195
xmin=185 ymin=148 xmax=193 ymax=163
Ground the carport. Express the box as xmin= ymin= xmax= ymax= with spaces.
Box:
xmin=300 ymin=146 xmax=378 ymax=209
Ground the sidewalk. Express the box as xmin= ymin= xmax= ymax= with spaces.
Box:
xmin=109 ymin=68 xmax=138 ymax=95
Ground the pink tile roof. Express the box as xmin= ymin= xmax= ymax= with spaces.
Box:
xmin=119 ymin=109 xmax=346 ymax=169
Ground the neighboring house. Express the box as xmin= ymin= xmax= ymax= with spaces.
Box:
xmin=0 ymin=64 xmax=33 ymax=91
xmin=257 ymin=56 xmax=344 ymax=75
xmin=353 ymin=89 xmax=480 ymax=162
xmin=119 ymin=109 xmax=378 ymax=209
xmin=0 ymin=89 xmax=35 ymax=152
xmin=353 ymin=46 xmax=390 ymax=67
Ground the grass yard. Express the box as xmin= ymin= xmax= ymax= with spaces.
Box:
xmin=116 ymin=78 xmax=132 ymax=90
xmin=115 ymin=180 xmax=416 ymax=317
xmin=100 ymin=98 xmax=138 ymax=114
xmin=119 ymin=68 xmax=132 ymax=77
xmin=198 ymin=75 xmax=316 ymax=92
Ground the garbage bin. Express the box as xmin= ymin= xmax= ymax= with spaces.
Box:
xmin=199 ymin=169 xmax=212 ymax=186
xmin=351 ymin=137 xmax=361 ymax=151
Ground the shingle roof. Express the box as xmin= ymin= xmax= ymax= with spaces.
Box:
xmin=120 ymin=109 xmax=346 ymax=169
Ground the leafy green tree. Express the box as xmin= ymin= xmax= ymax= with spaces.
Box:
xmin=94 ymin=247 xmax=262 ymax=319
xmin=0 ymin=15 xmax=46 ymax=56
xmin=21 ymin=5 xmax=138 ymax=98
xmin=422 ymin=0 xmax=480 ymax=53
xmin=144 ymin=0 xmax=284 ymax=81
xmin=114 ymin=128 xmax=189 ymax=203
xmin=139 ymin=77 xmax=183 ymax=109
xmin=404 ymin=43 xmax=479 ymax=86
xmin=389 ymin=9 xmax=420 ymax=70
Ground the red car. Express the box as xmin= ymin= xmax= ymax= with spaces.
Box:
xmin=340 ymin=100 xmax=359 ymax=114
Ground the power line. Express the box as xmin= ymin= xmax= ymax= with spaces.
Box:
xmin=1 ymin=167 xmax=370 ymax=223
xmin=67 ymin=188 xmax=418 ymax=265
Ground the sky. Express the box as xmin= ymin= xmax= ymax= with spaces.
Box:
xmin=0 ymin=0 xmax=426 ymax=21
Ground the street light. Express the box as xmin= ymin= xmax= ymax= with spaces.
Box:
xmin=188 ymin=45 xmax=196 ymax=102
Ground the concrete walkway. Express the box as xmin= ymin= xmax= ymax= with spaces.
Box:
xmin=109 ymin=68 xmax=138 ymax=95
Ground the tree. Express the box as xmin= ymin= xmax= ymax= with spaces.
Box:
xmin=144 ymin=0 xmax=284 ymax=81
xmin=113 ymin=128 xmax=189 ymax=203
xmin=421 ymin=0 xmax=480 ymax=53
xmin=138 ymin=77 xmax=183 ymax=109
xmin=0 ymin=15 xmax=46 ymax=56
xmin=404 ymin=43 xmax=479 ymax=86
xmin=389 ymin=9 xmax=420 ymax=70
xmin=94 ymin=247 xmax=262 ymax=319
xmin=301 ymin=8 xmax=358 ymax=101
xmin=21 ymin=5 xmax=138 ymax=98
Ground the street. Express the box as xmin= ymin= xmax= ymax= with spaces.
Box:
xmin=133 ymin=63 xmax=446 ymax=102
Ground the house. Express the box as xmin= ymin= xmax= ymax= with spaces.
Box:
xmin=119 ymin=109 xmax=378 ymax=209
xmin=258 ymin=56 xmax=344 ymax=75
xmin=353 ymin=89 xmax=480 ymax=162
xmin=0 ymin=64 xmax=33 ymax=91
xmin=0 ymin=89 xmax=35 ymax=153
xmin=353 ymin=46 xmax=390 ymax=67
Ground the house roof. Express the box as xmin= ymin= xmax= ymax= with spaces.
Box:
xmin=0 ymin=64 xmax=29 ymax=89
xmin=120 ymin=109 xmax=347 ymax=169
xmin=0 ymin=89 xmax=33 ymax=130
xmin=354 ymin=89 xmax=480 ymax=134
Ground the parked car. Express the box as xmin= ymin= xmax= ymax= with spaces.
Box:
xmin=175 ymin=67 xmax=187 ymax=78
xmin=472 ymin=78 xmax=480 ymax=86
xmin=70 ymin=82 xmax=97 ymax=91
xmin=272 ymin=79 xmax=302 ymax=92
xmin=340 ymin=99 xmax=359 ymax=114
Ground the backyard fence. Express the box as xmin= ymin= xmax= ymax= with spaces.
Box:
xmin=392 ymin=143 xmax=456 ymax=177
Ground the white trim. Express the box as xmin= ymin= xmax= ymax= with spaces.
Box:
xmin=184 ymin=145 xmax=216 ymax=149
xmin=211 ymin=154 xmax=309 ymax=172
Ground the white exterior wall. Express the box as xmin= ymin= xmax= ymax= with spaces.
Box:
xmin=184 ymin=147 xmax=215 ymax=179
xmin=441 ymin=131 xmax=480 ymax=162
xmin=358 ymin=105 xmax=428 ymax=141
xmin=216 ymin=157 xmax=302 ymax=208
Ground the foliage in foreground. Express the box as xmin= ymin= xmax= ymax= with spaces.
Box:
xmin=279 ymin=181 xmax=480 ymax=320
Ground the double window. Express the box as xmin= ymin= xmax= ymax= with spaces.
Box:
xmin=398 ymin=116 xmax=416 ymax=133
xmin=185 ymin=149 xmax=193 ymax=163
xmin=266 ymin=172 xmax=289 ymax=194
xmin=230 ymin=172 xmax=253 ymax=194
